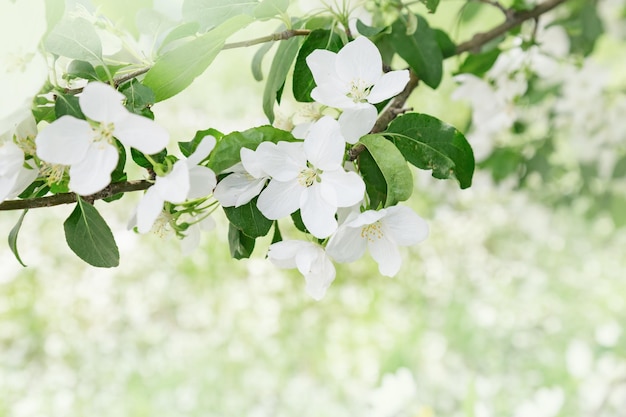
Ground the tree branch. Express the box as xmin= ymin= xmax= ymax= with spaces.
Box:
xmin=349 ymin=0 xmax=569 ymax=160
xmin=222 ymin=29 xmax=311 ymax=50
xmin=456 ymin=0 xmax=569 ymax=54
xmin=0 ymin=180 xmax=152 ymax=211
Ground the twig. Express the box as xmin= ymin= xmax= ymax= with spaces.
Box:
xmin=474 ymin=0 xmax=516 ymax=20
xmin=0 ymin=181 xmax=152 ymax=211
xmin=222 ymin=29 xmax=311 ymax=50
xmin=456 ymin=0 xmax=569 ymax=54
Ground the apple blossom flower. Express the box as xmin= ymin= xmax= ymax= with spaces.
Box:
xmin=180 ymin=214 xmax=216 ymax=255
xmin=268 ymin=240 xmax=336 ymax=300
xmin=134 ymin=136 xmax=217 ymax=234
xmin=213 ymin=146 xmax=272 ymax=208
xmin=306 ymin=36 xmax=409 ymax=142
xmin=326 ymin=205 xmax=429 ymax=277
xmin=253 ymin=116 xmax=365 ymax=238
xmin=35 ymin=82 xmax=169 ymax=195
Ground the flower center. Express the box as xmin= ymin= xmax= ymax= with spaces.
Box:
xmin=361 ymin=221 xmax=384 ymax=242
xmin=40 ymin=162 xmax=66 ymax=185
xmin=297 ymin=167 xmax=321 ymax=187
xmin=346 ymin=78 xmax=372 ymax=103
xmin=94 ymin=122 xmax=115 ymax=145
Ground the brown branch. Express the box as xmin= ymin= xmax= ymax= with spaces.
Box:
xmin=349 ymin=0 xmax=569 ymax=160
xmin=0 ymin=180 xmax=152 ymax=211
xmin=456 ymin=0 xmax=569 ymax=54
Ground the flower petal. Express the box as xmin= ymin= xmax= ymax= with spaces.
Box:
xmin=188 ymin=165 xmax=216 ymax=199
xmin=367 ymin=70 xmax=410 ymax=104
xmin=68 ymin=142 xmax=119 ymax=195
xmin=35 ymin=116 xmax=91 ymax=165
xmin=326 ymin=224 xmax=367 ymax=263
xmin=257 ymin=179 xmax=302 ymax=219
xmin=240 ymin=148 xmax=267 ymax=178
xmin=187 ymin=135 xmax=216 ymax=166
xmin=300 ymin=185 xmax=338 ymax=238
xmin=79 ymin=82 xmax=128 ymax=123
xmin=0 ymin=141 xmax=25 ymax=176
xmin=114 ymin=113 xmax=169 ymax=155
xmin=7 ymin=161 xmax=38 ymax=200
xmin=320 ymin=169 xmax=365 ymax=208
xmin=248 ymin=141 xmax=304 ymax=181
xmin=295 ymin=244 xmax=336 ymax=300
xmin=338 ymin=105 xmax=377 ymax=144
xmin=368 ymin=235 xmax=402 ymax=277
xmin=213 ymin=173 xmax=265 ymax=207
xmin=306 ymin=49 xmax=338 ymax=87
xmin=310 ymin=83 xmax=355 ymax=109
xmin=336 ymin=36 xmax=382 ymax=85
xmin=153 ymin=160 xmax=190 ymax=203
xmin=382 ymin=205 xmax=429 ymax=246
xmin=135 ymin=186 xmax=165 ymax=234
xmin=268 ymin=240 xmax=305 ymax=269
xmin=304 ymin=116 xmax=345 ymax=169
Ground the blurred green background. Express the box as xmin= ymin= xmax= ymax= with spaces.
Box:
xmin=2 ymin=1 xmax=626 ymax=416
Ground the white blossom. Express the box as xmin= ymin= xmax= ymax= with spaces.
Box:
xmin=36 ymin=82 xmax=169 ymax=195
xmin=253 ymin=117 xmax=365 ymax=238
xmin=268 ymin=240 xmax=336 ymax=300
xmin=134 ymin=136 xmax=217 ymax=234
xmin=326 ymin=205 xmax=428 ymax=276
xmin=213 ymin=146 xmax=271 ymax=208
xmin=306 ymin=36 xmax=409 ymax=143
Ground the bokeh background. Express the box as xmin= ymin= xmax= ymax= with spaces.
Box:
xmin=1 ymin=1 xmax=626 ymax=416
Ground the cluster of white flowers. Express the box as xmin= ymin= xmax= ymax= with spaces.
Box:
xmin=6 ymin=28 xmax=429 ymax=300
xmin=214 ymin=36 xmax=429 ymax=300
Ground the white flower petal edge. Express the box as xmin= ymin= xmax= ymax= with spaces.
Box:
xmin=268 ymin=240 xmax=336 ymax=300
xmin=326 ymin=205 xmax=429 ymax=277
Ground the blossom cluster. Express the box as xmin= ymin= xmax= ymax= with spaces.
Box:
xmin=213 ymin=36 xmax=429 ymax=299
xmin=2 ymin=30 xmax=429 ymax=300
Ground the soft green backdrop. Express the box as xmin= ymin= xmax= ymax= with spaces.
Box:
xmin=1 ymin=1 xmax=626 ymax=416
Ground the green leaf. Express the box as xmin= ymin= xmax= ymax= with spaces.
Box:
xmin=65 ymin=60 xmax=99 ymax=81
xmin=254 ymin=0 xmax=289 ymax=20
xmin=179 ymin=128 xmax=224 ymax=157
xmin=422 ymin=0 xmax=440 ymax=13
xmin=433 ymin=28 xmax=456 ymax=58
xmin=292 ymin=29 xmax=343 ymax=102
xmin=183 ymin=0 xmax=258 ymax=32
xmin=271 ymin=221 xmax=282 ymax=244
xmin=228 ymin=223 xmax=256 ymax=259
xmin=120 ymin=80 xmax=156 ymax=114
xmin=223 ymin=197 xmax=272 ymax=238
xmin=131 ymin=148 xmax=168 ymax=169
xmin=45 ymin=0 xmax=65 ymax=36
xmin=390 ymin=14 xmax=443 ymax=88
xmin=385 ymin=113 xmax=475 ymax=189
xmin=54 ymin=93 xmax=85 ymax=119
xmin=208 ymin=125 xmax=295 ymax=173
xmin=159 ymin=21 xmax=201 ymax=52
xmin=355 ymin=19 xmax=386 ymax=37
xmin=251 ymin=41 xmax=275 ymax=81
xmin=358 ymin=134 xmax=413 ymax=208
xmin=263 ymin=35 xmax=302 ymax=122
xmin=64 ymin=198 xmax=120 ymax=267
xmin=457 ymin=48 xmax=501 ymax=77
xmin=144 ymin=14 xmax=253 ymax=102
xmin=291 ymin=210 xmax=307 ymax=233
xmin=8 ymin=210 xmax=29 ymax=267
xmin=44 ymin=17 xmax=103 ymax=62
